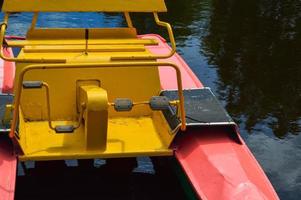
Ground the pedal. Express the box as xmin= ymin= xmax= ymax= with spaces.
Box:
xmin=55 ymin=125 xmax=75 ymax=133
xmin=22 ymin=81 xmax=43 ymax=89
xmin=149 ymin=96 xmax=170 ymax=110
xmin=114 ymin=98 xmax=133 ymax=111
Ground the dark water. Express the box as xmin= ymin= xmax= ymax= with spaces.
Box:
xmin=1 ymin=0 xmax=301 ymax=199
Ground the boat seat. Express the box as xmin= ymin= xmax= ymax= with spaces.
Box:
xmin=8 ymin=28 xmax=159 ymax=47
xmin=1 ymin=0 xmax=185 ymax=161
xmin=1 ymin=0 xmax=175 ymax=61
xmin=9 ymin=28 xmax=159 ymax=55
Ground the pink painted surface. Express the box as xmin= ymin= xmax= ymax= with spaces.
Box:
xmin=0 ymin=138 xmax=16 ymax=200
xmin=0 ymin=47 xmax=17 ymax=200
xmin=145 ymin=34 xmax=279 ymax=199
xmin=174 ymin=127 xmax=279 ymax=200
xmin=0 ymin=48 xmax=15 ymax=94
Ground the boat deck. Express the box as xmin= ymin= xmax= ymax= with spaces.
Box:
xmin=19 ymin=115 xmax=173 ymax=161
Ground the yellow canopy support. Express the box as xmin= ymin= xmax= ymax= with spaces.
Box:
xmin=1 ymin=0 xmax=167 ymax=12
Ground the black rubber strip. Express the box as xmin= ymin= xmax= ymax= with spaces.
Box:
xmin=55 ymin=125 xmax=75 ymax=133
xmin=22 ymin=81 xmax=43 ymax=89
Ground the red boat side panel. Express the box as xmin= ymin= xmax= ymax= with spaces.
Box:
xmin=0 ymin=138 xmax=17 ymax=200
xmin=0 ymin=47 xmax=16 ymax=200
xmin=140 ymin=34 xmax=203 ymax=90
xmin=150 ymin=35 xmax=279 ymax=199
xmin=0 ymin=48 xmax=15 ymax=94
xmin=174 ymin=128 xmax=279 ymax=200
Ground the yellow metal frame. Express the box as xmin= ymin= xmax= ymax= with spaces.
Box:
xmin=111 ymin=12 xmax=176 ymax=60
xmin=1 ymin=1 xmax=186 ymax=159
xmin=0 ymin=12 xmax=176 ymax=61
xmin=0 ymin=14 xmax=66 ymax=63
xmin=9 ymin=62 xmax=186 ymax=139
xmin=1 ymin=0 xmax=168 ymax=12
xmin=39 ymin=81 xmax=86 ymax=131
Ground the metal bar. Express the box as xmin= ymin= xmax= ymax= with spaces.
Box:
xmin=111 ymin=12 xmax=176 ymax=60
xmin=153 ymin=12 xmax=176 ymax=56
xmin=42 ymin=83 xmax=55 ymax=130
xmin=9 ymin=62 xmax=186 ymax=138
xmin=30 ymin=12 xmax=39 ymax=30
xmin=2 ymin=0 xmax=168 ymax=12
xmin=0 ymin=13 xmax=66 ymax=63
xmin=124 ymin=12 xmax=133 ymax=28
xmin=74 ymin=103 xmax=86 ymax=129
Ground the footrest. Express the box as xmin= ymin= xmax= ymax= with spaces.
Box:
xmin=149 ymin=96 xmax=170 ymax=110
xmin=22 ymin=81 xmax=43 ymax=89
xmin=55 ymin=125 xmax=75 ymax=133
xmin=161 ymin=88 xmax=235 ymax=128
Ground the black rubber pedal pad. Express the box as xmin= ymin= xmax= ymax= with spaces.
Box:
xmin=22 ymin=81 xmax=43 ymax=89
xmin=55 ymin=125 xmax=75 ymax=133
xmin=114 ymin=98 xmax=133 ymax=111
xmin=149 ymin=96 xmax=170 ymax=110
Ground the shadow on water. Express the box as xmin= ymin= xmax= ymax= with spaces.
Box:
xmin=15 ymin=158 xmax=186 ymax=200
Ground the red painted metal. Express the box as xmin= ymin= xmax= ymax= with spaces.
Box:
xmin=139 ymin=34 xmax=203 ymax=90
xmin=0 ymin=47 xmax=15 ymax=94
xmin=174 ymin=127 xmax=279 ymax=200
xmin=0 ymin=47 xmax=17 ymax=200
xmin=0 ymin=138 xmax=16 ymax=200
xmin=144 ymin=34 xmax=279 ymax=199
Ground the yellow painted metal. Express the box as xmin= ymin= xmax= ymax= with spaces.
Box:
xmin=1 ymin=0 xmax=188 ymax=160
xmin=0 ymin=14 xmax=66 ymax=63
xmin=26 ymin=28 xmax=138 ymax=39
xmin=10 ymin=62 xmax=186 ymax=160
xmin=79 ymin=85 xmax=108 ymax=151
xmin=10 ymin=62 xmax=186 ymax=137
xmin=124 ymin=12 xmax=133 ymax=28
xmin=2 ymin=104 xmax=13 ymax=127
xmin=23 ymin=45 xmax=147 ymax=53
xmin=1 ymin=12 xmax=176 ymax=60
xmin=7 ymin=39 xmax=159 ymax=47
xmin=18 ymin=115 xmax=173 ymax=161
xmin=2 ymin=0 xmax=167 ymax=12
xmin=30 ymin=12 xmax=38 ymax=30
xmin=112 ymin=12 xmax=176 ymax=60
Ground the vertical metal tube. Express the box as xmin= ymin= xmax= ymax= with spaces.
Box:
xmin=124 ymin=12 xmax=133 ymax=28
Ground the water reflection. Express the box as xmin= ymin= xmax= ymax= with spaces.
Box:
xmin=203 ymin=0 xmax=301 ymax=138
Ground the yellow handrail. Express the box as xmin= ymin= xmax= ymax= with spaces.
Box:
xmin=111 ymin=12 xmax=176 ymax=60
xmin=0 ymin=13 xmax=66 ymax=63
xmin=1 ymin=12 xmax=176 ymax=61
xmin=9 ymin=62 xmax=186 ymax=138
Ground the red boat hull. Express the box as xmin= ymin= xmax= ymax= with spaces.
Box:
xmin=144 ymin=34 xmax=279 ymax=199
xmin=0 ymin=47 xmax=16 ymax=200
xmin=0 ymin=137 xmax=16 ymax=200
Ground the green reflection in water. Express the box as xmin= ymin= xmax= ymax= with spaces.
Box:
xmin=203 ymin=0 xmax=301 ymax=138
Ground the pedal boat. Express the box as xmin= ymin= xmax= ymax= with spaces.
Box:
xmin=0 ymin=0 xmax=279 ymax=199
